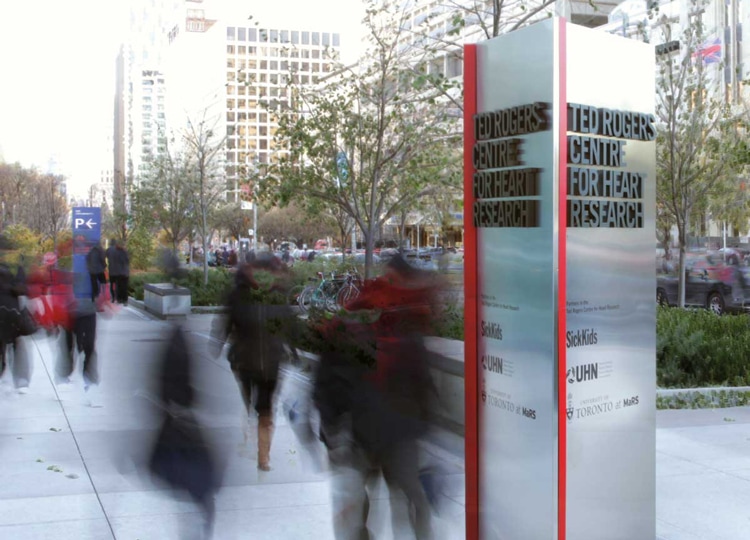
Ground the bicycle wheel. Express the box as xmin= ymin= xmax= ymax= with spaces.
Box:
xmin=335 ymin=284 xmax=359 ymax=309
xmin=310 ymin=288 xmax=327 ymax=312
xmin=287 ymin=285 xmax=305 ymax=307
xmin=298 ymin=286 xmax=314 ymax=313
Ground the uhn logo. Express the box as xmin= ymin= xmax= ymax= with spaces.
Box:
xmin=567 ymin=363 xmax=598 ymax=384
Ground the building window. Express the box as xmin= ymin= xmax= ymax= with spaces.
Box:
xmin=238 ymin=46 xmax=246 ymax=55
xmin=227 ymin=59 xmax=235 ymax=68
xmin=302 ymin=31 xmax=310 ymax=44
xmin=227 ymin=112 xmax=235 ymax=122
xmin=238 ymin=27 xmax=246 ymax=41
xmin=249 ymin=28 xmax=257 ymax=41
xmin=292 ymin=31 xmax=299 ymax=44
xmin=227 ymin=45 xmax=235 ymax=54
xmin=312 ymin=32 xmax=320 ymax=45
xmin=322 ymin=33 xmax=330 ymax=46
xmin=312 ymin=50 xmax=320 ymax=59
xmin=333 ymin=34 xmax=340 ymax=47
xmin=260 ymin=29 xmax=268 ymax=42
xmin=227 ymin=27 xmax=235 ymax=40
xmin=281 ymin=30 xmax=289 ymax=42
xmin=447 ymin=53 xmax=461 ymax=78
xmin=270 ymin=61 xmax=278 ymax=70
xmin=271 ymin=29 xmax=278 ymax=42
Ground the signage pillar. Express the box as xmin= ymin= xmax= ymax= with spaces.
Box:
xmin=464 ymin=19 xmax=656 ymax=540
xmin=72 ymin=207 xmax=102 ymax=299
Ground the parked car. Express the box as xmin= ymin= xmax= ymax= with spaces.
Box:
xmin=657 ymin=251 xmax=750 ymax=314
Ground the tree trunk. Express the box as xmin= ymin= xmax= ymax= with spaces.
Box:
xmin=202 ymin=211 xmax=209 ymax=286
xmin=363 ymin=225 xmax=376 ymax=279
xmin=677 ymin=222 xmax=687 ymax=308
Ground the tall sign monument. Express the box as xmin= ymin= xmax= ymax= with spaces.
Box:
xmin=463 ymin=19 xmax=656 ymax=540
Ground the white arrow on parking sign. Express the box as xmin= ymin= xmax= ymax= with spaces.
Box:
xmin=74 ymin=217 xmax=98 ymax=229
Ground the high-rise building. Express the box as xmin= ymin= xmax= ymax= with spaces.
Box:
xmin=163 ymin=4 xmax=343 ymax=201
xmin=114 ymin=0 xmax=182 ymax=196
xmin=221 ymin=21 xmax=342 ymax=200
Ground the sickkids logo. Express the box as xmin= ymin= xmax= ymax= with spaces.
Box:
xmin=566 ymin=327 xmax=598 ymax=348
xmin=481 ymin=320 xmax=503 ymax=340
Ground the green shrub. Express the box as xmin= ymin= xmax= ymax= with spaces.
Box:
xmin=657 ymin=306 xmax=750 ymax=387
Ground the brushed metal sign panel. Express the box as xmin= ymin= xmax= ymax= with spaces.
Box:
xmin=475 ymin=19 xmax=558 ymax=540
xmin=564 ymin=23 xmax=656 ymax=540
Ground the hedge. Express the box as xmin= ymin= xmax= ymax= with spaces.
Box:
xmin=657 ymin=306 xmax=750 ymax=388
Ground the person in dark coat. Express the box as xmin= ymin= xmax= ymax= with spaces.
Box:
xmin=114 ymin=243 xmax=130 ymax=304
xmin=105 ymin=239 xmax=119 ymax=301
xmin=85 ymin=242 xmax=107 ymax=303
xmin=58 ymin=296 xmax=99 ymax=397
xmin=149 ymin=323 xmax=219 ymax=539
xmin=0 ymin=254 xmax=32 ymax=392
xmin=210 ymin=254 xmax=294 ymax=471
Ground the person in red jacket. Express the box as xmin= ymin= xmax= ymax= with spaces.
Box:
xmin=318 ymin=254 xmax=438 ymax=539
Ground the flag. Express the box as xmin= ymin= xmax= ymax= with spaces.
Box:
xmin=694 ymin=36 xmax=722 ymax=64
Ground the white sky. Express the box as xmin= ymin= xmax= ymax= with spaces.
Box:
xmin=0 ymin=0 xmax=363 ymax=199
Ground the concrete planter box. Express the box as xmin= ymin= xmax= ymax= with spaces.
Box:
xmin=143 ymin=283 xmax=191 ymax=319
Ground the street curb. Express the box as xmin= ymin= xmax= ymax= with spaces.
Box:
xmin=656 ymin=387 xmax=750 ymax=409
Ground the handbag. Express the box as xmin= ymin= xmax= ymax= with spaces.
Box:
xmin=15 ymin=307 xmax=38 ymax=336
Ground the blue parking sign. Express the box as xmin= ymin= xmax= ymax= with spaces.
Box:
xmin=72 ymin=207 xmax=101 ymax=299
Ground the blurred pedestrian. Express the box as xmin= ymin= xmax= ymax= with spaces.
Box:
xmin=86 ymin=241 xmax=107 ymax=304
xmin=114 ymin=242 xmax=130 ymax=304
xmin=210 ymin=254 xmax=294 ymax=471
xmin=57 ymin=296 xmax=100 ymax=403
xmin=149 ymin=321 xmax=219 ymax=539
xmin=106 ymin=238 xmax=119 ymax=301
xmin=316 ymin=254 xmax=437 ymax=539
xmin=312 ymin=312 xmax=378 ymax=540
xmin=0 ymin=237 xmax=34 ymax=393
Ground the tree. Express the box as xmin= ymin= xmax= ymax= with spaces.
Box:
xmin=212 ymin=202 xmax=250 ymax=244
xmin=259 ymin=202 xmax=338 ymax=249
xmin=270 ymin=0 xmax=457 ymax=277
xmin=133 ymin=147 xmax=195 ymax=255
xmin=182 ymin=111 xmax=228 ymax=285
xmin=36 ymin=173 xmax=69 ymax=249
xmin=654 ymin=2 xmax=739 ymax=306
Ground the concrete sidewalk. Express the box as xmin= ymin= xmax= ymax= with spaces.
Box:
xmin=1 ymin=307 xmax=750 ymax=539
xmin=0 ymin=307 xmax=465 ymax=540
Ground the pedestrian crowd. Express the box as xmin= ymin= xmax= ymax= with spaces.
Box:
xmin=1 ymin=235 xmax=445 ymax=539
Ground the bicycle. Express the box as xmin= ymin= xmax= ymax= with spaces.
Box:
xmin=310 ymin=272 xmax=346 ymax=312
xmin=335 ymin=269 xmax=363 ymax=308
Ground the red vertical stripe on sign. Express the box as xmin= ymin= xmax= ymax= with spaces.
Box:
xmin=557 ymin=17 xmax=568 ymax=540
xmin=463 ymin=42 xmax=479 ymax=540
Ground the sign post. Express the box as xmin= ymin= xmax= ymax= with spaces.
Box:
xmin=72 ymin=207 xmax=102 ymax=299
xmin=464 ymin=19 xmax=655 ymax=540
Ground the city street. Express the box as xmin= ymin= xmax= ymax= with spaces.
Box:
xmin=1 ymin=306 xmax=750 ymax=539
